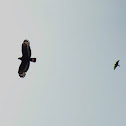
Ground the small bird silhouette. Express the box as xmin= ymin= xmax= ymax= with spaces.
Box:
xmin=18 ymin=40 xmax=36 ymax=78
xmin=114 ymin=60 xmax=120 ymax=70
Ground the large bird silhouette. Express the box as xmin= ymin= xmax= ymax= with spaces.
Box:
xmin=114 ymin=60 xmax=120 ymax=70
xmin=18 ymin=40 xmax=36 ymax=78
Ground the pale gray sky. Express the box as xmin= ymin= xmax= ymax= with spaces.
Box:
xmin=0 ymin=0 xmax=126 ymax=126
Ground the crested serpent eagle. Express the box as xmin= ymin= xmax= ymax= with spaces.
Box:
xmin=114 ymin=60 xmax=120 ymax=70
xmin=18 ymin=40 xmax=36 ymax=78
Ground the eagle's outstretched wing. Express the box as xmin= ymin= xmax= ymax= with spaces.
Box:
xmin=22 ymin=40 xmax=31 ymax=58
xmin=18 ymin=61 xmax=30 ymax=78
xmin=116 ymin=60 xmax=120 ymax=64
xmin=114 ymin=64 xmax=116 ymax=70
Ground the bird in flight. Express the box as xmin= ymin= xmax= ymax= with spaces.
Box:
xmin=18 ymin=40 xmax=36 ymax=78
xmin=114 ymin=60 xmax=120 ymax=70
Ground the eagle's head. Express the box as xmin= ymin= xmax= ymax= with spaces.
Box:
xmin=18 ymin=57 xmax=22 ymax=60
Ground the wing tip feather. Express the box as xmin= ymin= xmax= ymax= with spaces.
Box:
xmin=19 ymin=72 xmax=26 ymax=78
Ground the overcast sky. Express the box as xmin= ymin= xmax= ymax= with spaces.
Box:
xmin=0 ymin=0 xmax=126 ymax=126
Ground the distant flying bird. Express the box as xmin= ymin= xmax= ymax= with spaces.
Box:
xmin=18 ymin=40 xmax=36 ymax=78
xmin=114 ymin=60 xmax=120 ymax=70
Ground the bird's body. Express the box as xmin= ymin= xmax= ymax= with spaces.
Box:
xmin=114 ymin=60 xmax=120 ymax=70
xmin=18 ymin=40 xmax=36 ymax=78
